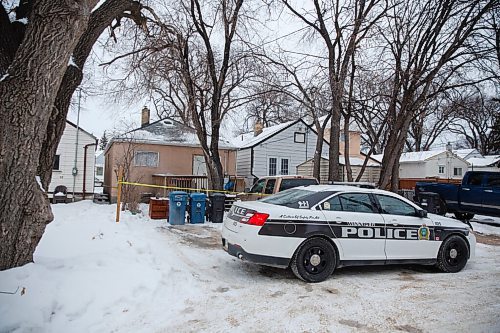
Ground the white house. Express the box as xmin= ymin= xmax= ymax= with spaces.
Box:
xmin=95 ymin=150 xmax=104 ymax=184
xmin=49 ymin=120 xmax=98 ymax=199
xmin=454 ymin=148 xmax=483 ymax=161
xmin=467 ymin=155 xmax=500 ymax=172
xmin=233 ymin=119 xmax=330 ymax=188
xmin=373 ymin=150 xmax=469 ymax=180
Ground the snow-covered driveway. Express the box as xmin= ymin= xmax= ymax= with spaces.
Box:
xmin=1 ymin=201 xmax=499 ymax=332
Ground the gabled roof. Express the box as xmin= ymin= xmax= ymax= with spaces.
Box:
xmin=453 ymin=148 xmax=482 ymax=160
xmin=372 ymin=150 xmax=470 ymax=164
xmin=111 ymin=117 xmax=235 ymax=149
xmin=66 ymin=120 xmax=97 ymax=140
xmin=233 ymin=119 xmax=310 ymax=149
xmin=467 ymin=155 xmax=500 ymax=167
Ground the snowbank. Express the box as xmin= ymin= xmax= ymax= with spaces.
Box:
xmin=1 ymin=202 xmax=499 ymax=332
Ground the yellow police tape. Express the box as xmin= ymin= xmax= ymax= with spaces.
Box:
xmin=118 ymin=181 xmax=269 ymax=196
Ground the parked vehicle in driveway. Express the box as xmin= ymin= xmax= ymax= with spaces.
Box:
xmin=222 ymin=185 xmax=475 ymax=282
xmin=237 ymin=175 xmax=318 ymax=201
xmin=415 ymin=171 xmax=500 ymax=220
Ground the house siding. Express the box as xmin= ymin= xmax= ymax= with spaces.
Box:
xmin=49 ymin=123 xmax=96 ymax=196
xmin=104 ymin=142 xmax=236 ymax=199
xmin=245 ymin=122 xmax=329 ymax=186
xmin=297 ymin=158 xmax=381 ymax=184
xmin=399 ymin=152 xmax=469 ymax=179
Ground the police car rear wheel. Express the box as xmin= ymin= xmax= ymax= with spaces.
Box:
xmin=291 ymin=238 xmax=336 ymax=283
xmin=437 ymin=235 xmax=469 ymax=273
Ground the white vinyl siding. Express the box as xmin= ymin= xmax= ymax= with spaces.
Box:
xmin=250 ymin=122 xmax=329 ymax=179
xmin=49 ymin=123 xmax=96 ymax=195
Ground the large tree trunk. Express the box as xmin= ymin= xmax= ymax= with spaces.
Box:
xmin=0 ymin=0 xmax=95 ymax=270
xmin=328 ymin=87 xmax=342 ymax=181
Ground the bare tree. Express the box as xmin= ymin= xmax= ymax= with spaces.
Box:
xmin=0 ymin=0 xmax=151 ymax=270
xmin=375 ymin=0 xmax=498 ymax=191
xmin=280 ymin=0 xmax=388 ymax=181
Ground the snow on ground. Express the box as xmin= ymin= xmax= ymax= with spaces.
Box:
xmin=1 ymin=201 xmax=500 ymax=332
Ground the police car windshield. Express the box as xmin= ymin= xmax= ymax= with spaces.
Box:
xmin=260 ymin=189 xmax=315 ymax=206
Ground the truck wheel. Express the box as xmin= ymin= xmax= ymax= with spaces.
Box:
xmin=437 ymin=235 xmax=469 ymax=273
xmin=437 ymin=199 xmax=447 ymax=215
xmin=291 ymin=238 xmax=336 ymax=283
xmin=454 ymin=212 xmax=475 ymax=221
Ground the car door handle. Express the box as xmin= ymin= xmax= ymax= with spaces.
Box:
xmin=391 ymin=219 xmax=399 ymax=226
xmin=484 ymin=190 xmax=493 ymax=193
xmin=462 ymin=188 xmax=470 ymax=191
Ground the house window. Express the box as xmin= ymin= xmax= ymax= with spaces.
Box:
xmin=268 ymin=158 xmax=277 ymax=176
xmin=438 ymin=165 xmax=445 ymax=174
xmin=280 ymin=158 xmax=289 ymax=175
xmin=96 ymin=166 xmax=104 ymax=176
xmin=53 ymin=155 xmax=60 ymax=170
xmin=294 ymin=132 xmax=305 ymax=143
xmin=134 ymin=151 xmax=159 ymax=167
xmin=454 ymin=167 xmax=462 ymax=176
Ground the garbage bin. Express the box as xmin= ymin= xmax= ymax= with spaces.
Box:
xmin=417 ymin=192 xmax=441 ymax=214
xmin=209 ymin=193 xmax=226 ymax=223
xmin=189 ymin=193 xmax=206 ymax=224
xmin=169 ymin=191 xmax=188 ymax=225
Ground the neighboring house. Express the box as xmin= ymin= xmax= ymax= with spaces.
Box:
xmin=453 ymin=148 xmax=483 ymax=161
xmin=372 ymin=149 xmax=469 ymax=183
xmin=233 ymin=119 xmax=330 ymax=188
xmin=104 ymin=108 xmax=237 ymax=201
xmin=50 ymin=120 xmax=98 ymax=199
xmin=297 ymin=155 xmax=381 ymax=184
xmin=467 ymin=155 xmax=500 ymax=172
xmin=95 ymin=150 xmax=104 ymax=184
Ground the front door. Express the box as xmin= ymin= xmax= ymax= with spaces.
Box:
xmin=319 ymin=193 xmax=386 ymax=261
xmin=374 ymin=194 xmax=438 ymax=260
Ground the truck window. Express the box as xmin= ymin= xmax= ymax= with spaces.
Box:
xmin=486 ymin=174 xmax=500 ymax=187
xmin=279 ymin=178 xmax=318 ymax=191
xmin=264 ymin=179 xmax=276 ymax=194
xmin=250 ymin=179 xmax=266 ymax=193
xmin=467 ymin=173 xmax=484 ymax=186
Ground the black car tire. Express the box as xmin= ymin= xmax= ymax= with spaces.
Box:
xmin=437 ymin=198 xmax=447 ymax=215
xmin=437 ymin=235 xmax=469 ymax=273
xmin=291 ymin=237 xmax=336 ymax=283
xmin=454 ymin=212 xmax=475 ymax=221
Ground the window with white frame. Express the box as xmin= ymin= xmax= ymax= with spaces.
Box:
xmin=280 ymin=158 xmax=289 ymax=175
xmin=268 ymin=157 xmax=277 ymax=176
xmin=96 ymin=166 xmax=104 ymax=176
xmin=134 ymin=151 xmax=159 ymax=167
xmin=438 ymin=165 xmax=445 ymax=174
xmin=454 ymin=167 xmax=462 ymax=176
xmin=53 ymin=154 xmax=60 ymax=170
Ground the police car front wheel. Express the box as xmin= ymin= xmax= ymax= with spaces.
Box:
xmin=291 ymin=238 xmax=337 ymax=283
xmin=437 ymin=235 xmax=469 ymax=273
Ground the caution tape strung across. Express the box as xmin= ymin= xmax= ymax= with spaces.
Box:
xmin=117 ymin=181 xmax=269 ymax=196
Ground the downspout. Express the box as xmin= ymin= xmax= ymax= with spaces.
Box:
xmin=83 ymin=142 xmax=97 ymax=199
xmin=72 ymin=88 xmax=81 ymax=201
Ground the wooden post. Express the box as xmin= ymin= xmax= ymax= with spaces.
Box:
xmin=115 ymin=166 xmax=123 ymax=223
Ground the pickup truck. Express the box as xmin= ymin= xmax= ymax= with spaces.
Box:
xmin=415 ymin=171 xmax=500 ymax=220
xmin=237 ymin=175 xmax=319 ymax=201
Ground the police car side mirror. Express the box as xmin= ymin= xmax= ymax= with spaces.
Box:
xmin=416 ymin=209 xmax=427 ymax=218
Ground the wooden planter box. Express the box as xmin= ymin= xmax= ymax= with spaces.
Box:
xmin=149 ymin=198 xmax=169 ymax=220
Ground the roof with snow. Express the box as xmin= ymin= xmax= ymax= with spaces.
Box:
xmin=112 ymin=118 xmax=235 ymax=149
xmin=467 ymin=155 xmax=500 ymax=167
xmin=372 ymin=150 xmax=470 ymax=164
xmin=233 ymin=120 xmax=298 ymax=149
xmin=454 ymin=148 xmax=482 ymax=160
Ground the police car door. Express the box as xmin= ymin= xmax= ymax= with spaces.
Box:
xmin=319 ymin=193 xmax=386 ymax=261
xmin=374 ymin=194 xmax=437 ymax=260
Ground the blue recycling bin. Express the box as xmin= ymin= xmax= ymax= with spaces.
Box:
xmin=169 ymin=191 xmax=188 ymax=225
xmin=189 ymin=193 xmax=207 ymax=224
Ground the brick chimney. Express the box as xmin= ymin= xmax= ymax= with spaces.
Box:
xmin=141 ymin=106 xmax=150 ymax=127
xmin=254 ymin=120 xmax=263 ymax=136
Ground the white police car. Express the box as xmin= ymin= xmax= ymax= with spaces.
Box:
xmin=222 ymin=185 xmax=476 ymax=282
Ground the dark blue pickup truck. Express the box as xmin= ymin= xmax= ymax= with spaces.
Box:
xmin=415 ymin=171 xmax=500 ymax=220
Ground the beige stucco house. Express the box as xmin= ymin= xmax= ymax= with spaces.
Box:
xmin=104 ymin=111 xmax=236 ymax=201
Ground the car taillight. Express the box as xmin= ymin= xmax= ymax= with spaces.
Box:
xmin=246 ymin=213 xmax=269 ymax=226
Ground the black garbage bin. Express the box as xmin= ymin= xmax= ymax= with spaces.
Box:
xmin=209 ymin=193 xmax=226 ymax=223
xmin=417 ymin=192 xmax=441 ymax=214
